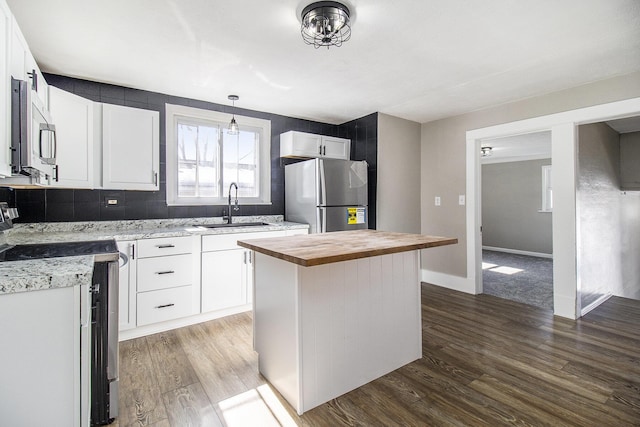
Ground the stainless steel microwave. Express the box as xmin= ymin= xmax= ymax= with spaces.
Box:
xmin=11 ymin=77 xmax=57 ymax=183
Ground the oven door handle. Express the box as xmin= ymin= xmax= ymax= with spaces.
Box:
xmin=107 ymin=261 xmax=119 ymax=382
xmin=119 ymin=252 xmax=128 ymax=267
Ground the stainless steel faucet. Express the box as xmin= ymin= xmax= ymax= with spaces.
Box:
xmin=227 ymin=182 xmax=239 ymax=224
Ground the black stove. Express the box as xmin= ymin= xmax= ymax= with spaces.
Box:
xmin=0 ymin=240 xmax=118 ymax=262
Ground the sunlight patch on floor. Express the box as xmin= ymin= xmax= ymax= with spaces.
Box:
xmin=483 ymin=262 xmax=498 ymax=269
xmin=490 ymin=266 xmax=523 ymax=275
xmin=217 ymin=384 xmax=297 ymax=427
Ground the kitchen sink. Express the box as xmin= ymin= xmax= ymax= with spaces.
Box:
xmin=194 ymin=222 xmax=270 ymax=229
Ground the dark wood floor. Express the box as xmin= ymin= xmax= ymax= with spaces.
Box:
xmin=114 ymin=284 xmax=640 ymax=426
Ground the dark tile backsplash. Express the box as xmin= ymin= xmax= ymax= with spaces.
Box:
xmin=2 ymin=74 xmax=377 ymax=228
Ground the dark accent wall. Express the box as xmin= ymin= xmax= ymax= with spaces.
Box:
xmin=1 ymin=74 xmax=377 ymax=227
xmin=342 ymin=113 xmax=378 ymax=229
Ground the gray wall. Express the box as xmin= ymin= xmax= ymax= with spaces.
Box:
xmin=482 ymin=159 xmax=552 ymax=254
xmin=620 ymin=131 xmax=640 ymax=299
xmin=621 ymin=191 xmax=640 ymax=300
xmin=420 ymin=70 xmax=640 ymax=278
xmin=577 ymin=123 xmax=622 ymax=306
xmin=377 ymin=113 xmax=421 ymax=233
xmin=621 ymin=132 xmax=640 ymax=190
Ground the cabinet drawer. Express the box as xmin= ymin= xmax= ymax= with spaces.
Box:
xmin=202 ymin=231 xmax=286 ymax=252
xmin=137 ymin=236 xmax=193 ymax=258
xmin=137 ymin=285 xmax=193 ymax=326
xmin=137 ymin=254 xmax=193 ymax=292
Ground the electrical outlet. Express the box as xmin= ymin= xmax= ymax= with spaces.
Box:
xmin=104 ymin=196 xmax=120 ymax=207
xmin=435 ymin=196 xmax=441 ymax=206
xmin=459 ymin=195 xmax=465 ymax=205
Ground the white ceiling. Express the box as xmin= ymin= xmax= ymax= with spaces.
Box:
xmin=6 ymin=0 xmax=640 ymax=125
xmin=480 ymin=131 xmax=552 ymax=164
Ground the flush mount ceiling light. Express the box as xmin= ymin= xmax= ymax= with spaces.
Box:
xmin=301 ymin=1 xmax=351 ymax=49
xmin=227 ymin=95 xmax=239 ymax=135
xmin=481 ymin=146 xmax=493 ymax=157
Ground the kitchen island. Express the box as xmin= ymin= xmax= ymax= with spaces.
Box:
xmin=237 ymin=229 xmax=457 ymax=414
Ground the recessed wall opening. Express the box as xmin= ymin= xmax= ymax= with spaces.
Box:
xmin=577 ymin=116 xmax=640 ymax=316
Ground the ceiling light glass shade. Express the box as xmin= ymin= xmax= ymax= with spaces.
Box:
xmin=228 ymin=116 xmax=239 ymax=135
xmin=301 ymin=1 xmax=351 ymax=49
xmin=227 ymin=94 xmax=239 ymax=135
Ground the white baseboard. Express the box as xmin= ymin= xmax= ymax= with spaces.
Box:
xmin=580 ymin=293 xmax=612 ymax=317
xmin=553 ymin=293 xmax=577 ymax=319
xmin=421 ymin=269 xmax=476 ymax=294
xmin=482 ymin=246 xmax=553 ymax=259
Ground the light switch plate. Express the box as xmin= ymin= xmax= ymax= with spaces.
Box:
xmin=435 ymin=196 xmax=441 ymax=206
xmin=459 ymin=195 xmax=465 ymax=205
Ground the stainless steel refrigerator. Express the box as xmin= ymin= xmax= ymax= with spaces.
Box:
xmin=285 ymin=158 xmax=368 ymax=233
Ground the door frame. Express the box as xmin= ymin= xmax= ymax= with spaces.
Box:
xmin=466 ymin=97 xmax=640 ymax=319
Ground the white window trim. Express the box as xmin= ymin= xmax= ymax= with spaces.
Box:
xmin=165 ymin=103 xmax=271 ymax=206
xmin=539 ymin=164 xmax=552 ymax=213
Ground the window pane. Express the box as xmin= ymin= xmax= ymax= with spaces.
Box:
xmin=177 ymin=122 xmax=220 ymax=198
xmin=222 ymin=128 xmax=259 ymax=197
xmin=198 ymin=125 xmax=220 ymax=197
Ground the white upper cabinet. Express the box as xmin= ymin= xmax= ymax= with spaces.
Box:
xmin=321 ymin=135 xmax=351 ymax=159
xmin=25 ymin=50 xmax=47 ymax=108
xmin=102 ymin=103 xmax=159 ymax=190
xmin=9 ymin=14 xmax=47 ymax=108
xmin=0 ymin=0 xmax=12 ymax=177
xmin=48 ymin=86 xmax=98 ymax=188
xmin=46 ymin=88 xmax=160 ymax=191
xmin=9 ymin=13 xmax=26 ymax=80
xmin=280 ymin=130 xmax=350 ymax=160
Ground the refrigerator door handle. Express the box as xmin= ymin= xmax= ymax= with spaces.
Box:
xmin=318 ymin=207 xmax=326 ymax=233
xmin=318 ymin=159 xmax=326 ymax=206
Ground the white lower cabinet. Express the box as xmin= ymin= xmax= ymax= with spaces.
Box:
xmin=0 ymin=285 xmax=90 ymax=427
xmin=137 ymin=253 xmax=193 ymax=292
xmin=134 ymin=235 xmax=200 ymax=327
xmin=118 ymin=228 xmax=308 ymax=339
xmin=201 ymin=249 xmax=246 ymax=312
xmin=137 ymin=285 xmax=194 ymax=326
xmin=117 ymin=240 xmax=136 ymax=331
xmin=201 ymin=230 xmax=286 ymax=313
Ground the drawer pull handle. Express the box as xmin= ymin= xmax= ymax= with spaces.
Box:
xmin=155 ymin=303 xmax=175 ymax=309
xmin=156 ymin=244 xmax=175 ymax=248
xmin=156 ymin=270 xmax=175 ymax=275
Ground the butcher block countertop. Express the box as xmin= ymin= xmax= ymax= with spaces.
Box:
xmin=237 ymin=229 xmax=458 ymax=267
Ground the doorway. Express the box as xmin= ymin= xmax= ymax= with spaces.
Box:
xmin=479 ymin=131 xmax=554 ymax=310
xmin=465 ymin=96 xmax=640 ymax=319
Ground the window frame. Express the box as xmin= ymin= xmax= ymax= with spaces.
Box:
xmin=165 ymin=103 xmax=271 ymax=206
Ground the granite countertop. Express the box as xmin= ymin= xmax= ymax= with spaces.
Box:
xmin=0 ymin=255 xmax=94 ymax=295
xmin=5 ymin=216 xmax=307 ymax=245
xmin=0 ymin=216 xmax=308 ymax=296
xmin=237 ymin=229 xmax=458 ymax=267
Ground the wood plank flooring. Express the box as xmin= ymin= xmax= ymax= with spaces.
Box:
xmin=113 ymin=284 xmax=640 ymax=426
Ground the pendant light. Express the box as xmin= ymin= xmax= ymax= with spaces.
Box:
xmin=227 ymin=95 xmax=239 ymax=135
xmin=301 ymin=1 xmax=351 ymax=49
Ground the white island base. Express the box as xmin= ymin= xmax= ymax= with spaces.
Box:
xmin=253 ymin=250 xmax=422 ymax=415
